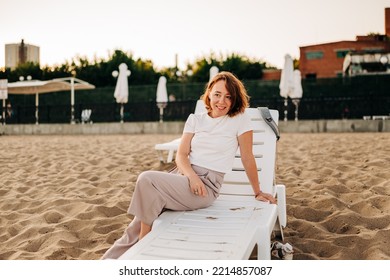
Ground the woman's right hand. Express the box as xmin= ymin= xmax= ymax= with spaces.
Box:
xmin=188 ymin=174 xmax=207 ymax=197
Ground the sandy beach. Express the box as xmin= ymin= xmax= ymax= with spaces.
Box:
xmin=0 ymin=133 xmax=389 ymax=260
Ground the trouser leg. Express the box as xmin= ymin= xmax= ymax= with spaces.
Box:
xmin=128 ymin=169 xmax=218 ymax=225
xmin=100 ymin=217 xmax=141 ymax=260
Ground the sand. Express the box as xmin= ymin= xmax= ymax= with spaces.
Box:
xmin=0 ymin=133 xmax=389 ymax=260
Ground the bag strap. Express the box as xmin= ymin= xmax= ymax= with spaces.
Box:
xmin=258 ymin=107 xmax=280 ymax=141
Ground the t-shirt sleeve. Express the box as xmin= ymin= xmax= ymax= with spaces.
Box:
xmin=183 ymin=114 xmax=196 ymax=133
xmin=237 ymin=111 xmax=253 ymax=136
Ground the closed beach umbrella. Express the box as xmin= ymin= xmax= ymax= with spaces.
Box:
xmin=114 ymin=63 xmax=129 ymax=103
xmin=156 ymin=76 xmax=168 ymax=123
xmin=279 ymin=54 xmax=294 ymax=121
xmin=209 ymin=66 xmax=219 ymax=81
xmin=279 ymin=54 xmax=294 ymax=98
xmin=291 ymin=70 xmax=303 ymax=99
xmin=113 ymin=63 xmax=130 ymax=123
xmin=156 ymin=76 xmax=168 ymax=103
xmin=291 ymin=69 xmax=303 ymax=121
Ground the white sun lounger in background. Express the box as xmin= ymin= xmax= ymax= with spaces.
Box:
xmin=119 ymin=108 xmax=286 ymax=260
xmin=155 ymin=100 xmax=206 ymax=163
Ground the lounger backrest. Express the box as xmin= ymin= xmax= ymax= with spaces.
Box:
xmin=194 ymin=99 xmax=207 ymax=114
xmin=220 ymin=108 xmax=279 ymax=196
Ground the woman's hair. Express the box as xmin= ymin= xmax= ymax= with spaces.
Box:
xmin=201 ymin=71 xmax=250 ymax=117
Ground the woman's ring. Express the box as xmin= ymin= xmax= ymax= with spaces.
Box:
xmin=194 ymin=190 xmax=198 ymax=194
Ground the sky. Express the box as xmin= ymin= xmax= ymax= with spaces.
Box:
xmin=0 ymin=0 xmax=389 ymax=70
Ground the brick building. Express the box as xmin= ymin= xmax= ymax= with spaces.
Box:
xmin=299 ymin=8 xmax=390 ymax=79
xmin=262 ymin=69 xmax=281 ymax=81
xmin=5 ymin=39 xmax=40 ymax=70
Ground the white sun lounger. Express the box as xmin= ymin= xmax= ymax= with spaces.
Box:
xmin=119 ymin=108 xmax=286 ymax=260
xmin=155 ymin=100 xmax=206 ymax=163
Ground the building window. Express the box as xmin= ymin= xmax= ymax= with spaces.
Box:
xmin=335 ymin=50 xmax=350 ymax=58
xmin=306 ymin=51 xmax=324 ymax=60
xmin=363 ymin=48 xmax=384 ymax=53
xmin=305 ymin=73 xmax=317 ymax=79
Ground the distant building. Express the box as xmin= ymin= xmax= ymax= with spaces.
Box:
xmin=299 ymin=37 xmax=390 ymax=79
xmin=262 ymin=69 xmax=281 ymax=81
xmin=342 ymin=50 xmax=390 ymax=76
xmin=299 ymin=8 xmax=390 ymax=79
xmin=5 ymin=39 xmax=40 ymax=70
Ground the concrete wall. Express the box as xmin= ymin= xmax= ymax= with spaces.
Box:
xmin=1 ymin=119 xmax=388 ymax=135
xmin=0 ymin=122 xmax=185 ymax=135
xmin=278 ymin=119 xmax=389 ymax=133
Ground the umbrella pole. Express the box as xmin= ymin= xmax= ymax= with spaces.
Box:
xmin=159 ymin=107 xmax=164 ymax=123
xmin=71 ymin=105 xmax=75 ymax=124
xmin=120 ymin=103 xmax=124 ymax=123
xmin=293 ymin=99 xmax=300 ymax=121
xmin=70 ymin=105 xmax=75 ymax=124
xmin=71 ymin=78 xmax=75 ymax=124
xmin=284 ymin=98 xmax=288 ymax=121
xmin=2 ymin=99 xmax=5 ymax=125
xmin=35 ymin=92 xmax=39 ymax=125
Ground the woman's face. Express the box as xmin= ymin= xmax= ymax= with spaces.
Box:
xmin=208 ymin=80 xmax=232 ymax=118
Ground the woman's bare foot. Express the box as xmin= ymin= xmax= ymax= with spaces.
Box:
xmin=139 ymin=222 xmax=151 ymax=240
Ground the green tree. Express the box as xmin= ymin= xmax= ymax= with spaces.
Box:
xmin=0 ymin=49 xmax=274 ymax=87
xmin=189 ymin=52 xmax=221 ymax=82
xmin=184 ymin=52 xmax=266 ymax=82
xmin=1 ymin=62 xmax=43 ymax=82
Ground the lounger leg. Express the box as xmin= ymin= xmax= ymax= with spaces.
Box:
xmin=257 ymin=228 xmax=271 ymax=260
xmin=276 ymin=185 xmax=287 ymax=228
xmin=167 ymin=150 xmax=174 ymax=163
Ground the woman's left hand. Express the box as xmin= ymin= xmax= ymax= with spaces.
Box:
xmin=255 ymin=191 xmax=277 ymax=204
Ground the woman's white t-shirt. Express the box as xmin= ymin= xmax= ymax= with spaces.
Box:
xmin=183 ymin=111 xmax=253 ymax=173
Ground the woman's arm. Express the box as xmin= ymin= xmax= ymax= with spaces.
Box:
xmin=175 ymin=133 xmax=195 ymax=176
xmin=175 ymin=133 xmax=207 ymax=197
xmin=238 ymin=131 xmax=276 ymax=204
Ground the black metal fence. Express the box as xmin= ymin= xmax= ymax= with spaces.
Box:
xmin=2 ymin=75 xmax=389 ymax=124
xmin=2 ymin=95 xmax=389 ymax=124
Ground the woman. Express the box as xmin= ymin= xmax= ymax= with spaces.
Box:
xmin=101 ymin=71 xmax=276 ymax=259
